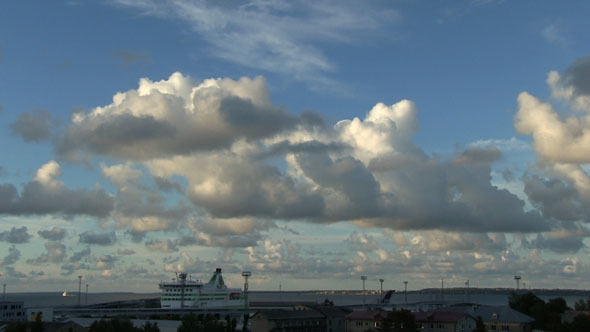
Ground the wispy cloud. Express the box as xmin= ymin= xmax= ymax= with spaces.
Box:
xmin=542 ymin=23 xmax=567 ymax=46
xmin=112 ymin=50 xmax=152 ymax=66
xmin=468 ymin=137 xmax=531 ymax=152
xmin=111 ymin=0 xmax=399 ymax=90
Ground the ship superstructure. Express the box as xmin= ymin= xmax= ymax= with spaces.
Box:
xmin=159 ymin=268 xmax=245 ymax=309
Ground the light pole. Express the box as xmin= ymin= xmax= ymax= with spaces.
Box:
xmin=0 ymin=273 xmax=4 ymax=301
xmin=379 ymin=279 xmax=384 ymax=294
xmin=465 ymin=280 xmax=470 ymax=302
xmin=361 ymin=276 xmax=367 ymax=306
xmin=242 ymin=271 xmax=251 ymax=312
xmin=404 ymin=281 xmax=408 ymax=307
xmin=77 ymin=276 xmax=83 ymax=307
xmin=441 ymin=279 xmax=444 ymax=304
xmin=86 ymin=284 xmax=89 ymax=305
xmin=514 ymin=276 xmax=521 ymax=291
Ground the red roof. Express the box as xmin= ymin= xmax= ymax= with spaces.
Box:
xmin=413 ymin=311 xmax=471 ymax=323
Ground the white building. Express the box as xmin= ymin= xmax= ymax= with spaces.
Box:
xmin=0 ymin=301 xmax=26 ymax=321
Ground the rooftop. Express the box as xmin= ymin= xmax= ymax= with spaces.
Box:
xmin=413 ymin=311 xmax=472 ymax=323
xmin=440 ymin=304 xmax=535 ymax=324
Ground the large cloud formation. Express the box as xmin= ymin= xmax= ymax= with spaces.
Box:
xmin=57 ymin=73 xmax=298 ymax=160
xmin=5 ymin=62 xmax=590 ymax=287
xmin=53 ymin=72 xmax=551 ymax=234
xmin=0 ymin=161 xmax=113 ymax=217
xmin=515 ymin=55 xmax=590 ymax=224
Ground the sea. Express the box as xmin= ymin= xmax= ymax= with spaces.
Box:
xmin=4 ymin=289 xmax=589 ymax=308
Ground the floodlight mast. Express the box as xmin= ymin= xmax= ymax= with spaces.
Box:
xmin=1 ymin=273 xmax=5 ymax=301
xmin=404 ymin=281 xmax=408 ymax=307
xmin=242 ymin=271 xmax=251 ymax=312
xmin=77 ymin=276 xmax=83 ymax=307
xmin=514 ymin=276 xmax=521 ymax=290
xmin=379 ymin=279 xmax=384 ymax=294
xmin=441 ymin=279 xmax=444 ymax=304
xmin=361 ymin=276 xmax=367 ymax=305
xmin=1 ymin=273 xmax=4 ymax=301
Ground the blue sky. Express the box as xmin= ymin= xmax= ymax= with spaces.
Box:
xmin=1 ymin=0 xmax=590 ymax=293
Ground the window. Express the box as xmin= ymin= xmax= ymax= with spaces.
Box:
xmin=501 ymin=325 xmax=509 ymax=331
xmin=491 ymin=325 xmax=497 ymax=331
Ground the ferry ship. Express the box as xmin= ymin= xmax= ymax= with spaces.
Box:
xmin=159 ymin=268 xmax=246 ymax=309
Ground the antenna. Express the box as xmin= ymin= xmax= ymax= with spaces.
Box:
xmin=242 ymin=271 xmax=251 ymax=312
xmin=514 ymin=276 xmax=521 ymax=290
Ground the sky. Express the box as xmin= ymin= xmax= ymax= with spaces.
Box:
xmin=1 ymin=0 xmax=590 ymax=293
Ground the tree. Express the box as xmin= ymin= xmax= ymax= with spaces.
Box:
xmin=379 ymin=312 xmax=393 ymax=332
xmin=89 ymin=318 xmax=142 ymax=332
xmin=142 ymin=321 xmax=161 ymax=332
xmin=31 ymin=312 xmax=44 ymax=332
xmin=509 ymin=292 xmax=570 ymax=331
xmin=224 ymin=315 xmax=237 ymax=332
xmin=558 ymin=314 xmax=590 ymax=332
xmin=570 ymin=314 xmax=590 ymax=332
xmin=574 ymin=297 xmax=590 ymax=311
xmin=177 ymin=313 xmax=227 ymax=332
xmin=242 ymin=313 xmax=250 ymax=332
xmin=177 ymin=313 xmax=200 ymax=332
xmin=472 ymin=316 xmax=486 ymax=332
xmin=379 ymin=310 xmax=418 ymax=332
xmin=547 ymin=298 xmax=569 ymax=313
xmin=509 ymin=292 xmax=544 ymax=317
xmin=4 ymin=322 xmax=27 ymax=332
